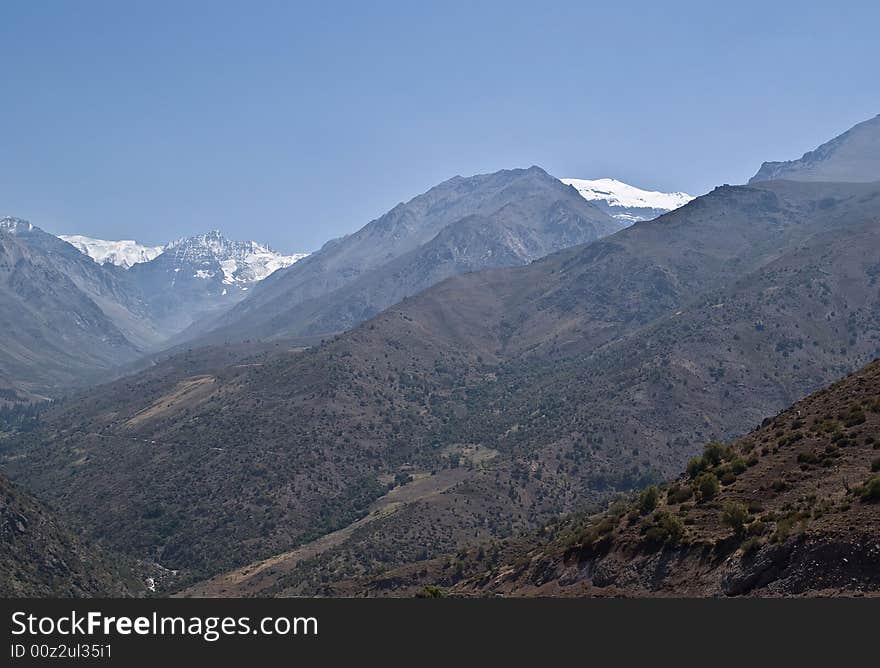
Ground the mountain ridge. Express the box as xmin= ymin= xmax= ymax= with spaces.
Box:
xmin=176 ymin=165 xmax=625 ymax=345
xmin=750 ymin=113 xmax=880 ymax=183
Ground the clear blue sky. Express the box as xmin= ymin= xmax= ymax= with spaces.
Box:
xmin=2 ymin=1 xmax=878 ymax=251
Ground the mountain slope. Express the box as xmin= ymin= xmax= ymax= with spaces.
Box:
xmin=560 ymin=177 xmax=693 ymax=222
xmin=0 ymin=470 xmax=134 ymax=597
xmin=445 ymin=359 xmax=880 ymax=597
xmin=181 ymin=166 xmax=623 ymax=344
xmin=751 ymin=114 xmax=880 ymax=183
xmin=7 ymin=177 xmax=880 ymax=590
xmin=0 ymin=218 xmax=156 ymax=393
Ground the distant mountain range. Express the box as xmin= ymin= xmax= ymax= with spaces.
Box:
xmin=61 ymin=232 xmax=307 ymax=276
xmin=7 ymin=115 xmax=880 ymax=592
xmin=1 ymin=172 xmax=691 ymax=395
xmin=0 ymin=220 xmax=307 ymax=393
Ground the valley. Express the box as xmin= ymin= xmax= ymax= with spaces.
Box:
xmin=2 ymin=113 xmax=880 ymax=599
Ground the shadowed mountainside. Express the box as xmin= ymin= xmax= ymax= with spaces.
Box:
xmin=0 ymin=471 xmax=137 ymax=597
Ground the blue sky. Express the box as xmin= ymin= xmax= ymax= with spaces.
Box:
xmin=2 ymin=0 xmax=878 ymax=251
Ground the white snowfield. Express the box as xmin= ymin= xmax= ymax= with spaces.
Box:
xmin=60 ymin=230 xmax=308 ymax=284
xmin=60 ymin=235 xmax=164 ymax=269
xmin=560 ymin=177 xmax=694 ymax=222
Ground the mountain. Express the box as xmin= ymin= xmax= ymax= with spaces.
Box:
xmin=160 ymin=232 xmax=307 ymax=285
xmin=431 ymin=359 xmax=880 ymax=598
xmin=177 ymin=166 xmax=624 ymax=344
xmin=8 ymin=174 xmax=880 ymax=591
xmin=60 ymin=232 xmax=307 ymax=278
xmin=751 ymin=114 xmax=880 ymax=183
xmin=127 ymin=231 xmax=307 ymax=332
xmin=0 ymin=217 xmax=161 ymax=393
xmin=59 ymin=235 xmax=164 ymax=268
xmin=0 ymin=470 xmax=135 ymax=597
xmin=560 ymin=177 xmax=694 ymax=222
xmin=0 ymin=221 xmax=307 ymax=394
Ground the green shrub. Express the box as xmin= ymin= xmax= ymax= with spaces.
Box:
xmin=731 ymin=457 xmax=748 ymax=474
xmin=694 ymin=472 xmax=720 ymax=502
xmin=871 ymin=458 xmax=880 ymax=473
xmin=638 ymin=486 xmax=660 ymax=515
xmin=417 ymin=585 xmax=446 ymax=598
xmin=703 ymin=442 xmax=726 ymax=466
xmin=721 ymin=502 xmax=749 ymax=534
xmin=667 ymin=483 xmax=693 ymax=504
xmin=642 ymin=511 xmax=685 ymax=546
xmin=860 ymin=476 xmax=880 ymax=503
xmin=686 ymin=456 xmax=707 ymax=479
xmin=797 ymin=451 xmax=819 ymax=465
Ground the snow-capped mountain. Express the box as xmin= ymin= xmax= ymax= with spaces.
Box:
xmin=59 ymin=235 xmax=164 ymax=269
xmin=46 ymin=228 xmax=309 ymax=334
xmin=121 ymin=230 xmax=308 ymax=332
xmin=1 ymin=216 xmax=36 ymax=234
xmin=163 ymin=231 xmax=308 ymax=286
xmin=560 ymin=178 xmax=694 ymax=223
xmin=56 ymin=230 xmax=307 ymax=282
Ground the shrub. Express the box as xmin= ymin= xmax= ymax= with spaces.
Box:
xmin=797 ymin=451 xmax=819 ymax=465
xmin=642 ymin=511 xmax=685 ymax=546
xmin=721 ymin=502 xmax=749 ymax=534
xmin=843 ymin=410 xmax=866 ymax=427
xmin=417 ymin=585 xmax=446 ymax=598
xmin=731 ymin=457 xmax=748 ymax=474
xmin=694 ymin=472 xmax=721 ymax=502
xmin=860 ymin=476 xmax=880 ymax=503
xmin=871 ymin=457 xmax=880 ymax=473
xmin=686 ymin=456 xmax=706 ymax=479
xmin=667 ymin=483 xmax=693 ymax=504
xmin=771 ymin=479 xmax=788 ymax=493
xmin=703 ymin=442 xmax=726 ymax=466
xmin=638 ymin=486 xmax=660 ymax=515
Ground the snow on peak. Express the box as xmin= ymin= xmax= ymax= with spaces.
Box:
xmin=560 ymin=178 xmax=694 ymax=223
xmin=164 ymin=230 xmax=308 ymax=285
xmin=56 ymin=229 xmax=307 ymax=283
xmin=0 ymin=216 xmax=35 ymax=234
xmin=60 ymin=235 xmax=164 ymax=268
